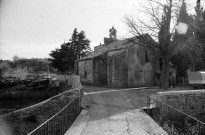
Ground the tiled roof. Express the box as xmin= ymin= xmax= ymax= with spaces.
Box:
xmin=78 ymin=39 xmax=134 ymax=61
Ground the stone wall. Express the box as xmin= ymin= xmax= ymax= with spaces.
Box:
xmin=77 ymin=43 xmax=156 ymax=87
xmin=93 ymin=54 xmax=107 ymax=86
xmin=106 ymin=45 xmax=155 ymax=88
xmin=78 ymin=60 xmax=93 ymax=85
xmin=128 ymin=45 xmax=154 ymax=87
xmin=104 ymin=37 xmax=116 ymax=45
xmin=107 ymin=50 xmax=128 ymax=87
xmin=157 ymin=90 xmax=205 ymax=117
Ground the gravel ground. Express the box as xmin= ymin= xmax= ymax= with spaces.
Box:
xmin=81 ymin=85 xmax=193 ymax=109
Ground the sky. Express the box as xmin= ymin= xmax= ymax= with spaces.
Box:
xmin=0 ymin=0 xmax=200 ymax=60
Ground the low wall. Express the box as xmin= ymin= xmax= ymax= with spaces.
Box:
xmin=157 ymin=90 xmax=205 ymax=117
xmin=1 ymin=89 xmax=81 ymax=135
xmin=0 ymin=74 xmax=83 ymax=135
xmin=56 ymin=74 xmax=82 ymax=89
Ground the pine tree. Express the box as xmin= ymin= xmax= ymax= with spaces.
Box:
xmin=173 ymin=0 xmax=191 ymax=41
xmin=78 ymin=31 xmax=91 ymax=59
xmin=70 ymin=28 xmax=91 ymax=60
xmin=178 ymin=0 xmax=189 ymax=23
xmin=195 ymin=0 xmax=202 ymax=19
xmin=49 ymin=42 xmax=74 ymax=73
xmin=49 ymin=28 xmax=90 ymax=73
xmin=171 ymin=0 xmax=196 ymax=81
xmin=70 ymin=28 xmax=79 ymax=62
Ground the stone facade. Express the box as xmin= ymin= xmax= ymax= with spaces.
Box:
xmin=93 ymin=54 xmax=107 ymax=86
xmin=76 ymin=27 xmax=156 ymax=87
xmin=157 ymin=90 xmax=205 ymax=117
xmin=77 ymin=46 xmax=155 ymax=87
xmin=107 ymin=50 xmax=128 ymax=87
xmin=128 ymin=45 xmax=154 ymax=87
xmin=78 ymin=60 xmax=93 ymax=85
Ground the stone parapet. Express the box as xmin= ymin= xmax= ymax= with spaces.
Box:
xmin=157 ymin=90 xmax=205 ymax=117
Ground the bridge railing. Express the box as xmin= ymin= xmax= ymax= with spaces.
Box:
xmin=146 ymin=96 xmax=205 ymax=135
xmin=27 ymin=94 xmax=81 ymax=135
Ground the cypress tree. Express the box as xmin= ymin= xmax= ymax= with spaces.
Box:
xmin=194 ymin=0 xmax=205 ymax=70
xmin=195 ymin=0 xmax=205 ymax=44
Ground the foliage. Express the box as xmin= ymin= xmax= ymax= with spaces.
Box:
xmin=49 ymin=28 xmax=91 ymax=73
xmin=171 ymin=0 xmax=200 ymax=78
xmin=146 ymin=106 xmax=205 ymax=135
xmin=193 ymin=0 xmax=205 ymax=71
xmin=0 ymin=60 xmax=12 ymax=77
xmin=0 ymin=57 xmax=56 ymax=79
xmin=171 ymin=54 xmax=189 ymax=78
xmin=12 ymin=58 xmax=52 ymax=72
xmin=49 ymin=43 xmax=75 ymax=73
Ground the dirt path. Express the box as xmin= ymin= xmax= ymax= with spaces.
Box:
xmin=65 ymin=86 xmax=167 ymax=135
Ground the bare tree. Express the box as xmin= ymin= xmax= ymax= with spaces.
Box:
xmin=125 ymin=0 xmax=203 ymax=90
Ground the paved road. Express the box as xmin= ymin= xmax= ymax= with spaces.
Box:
xmin=65 ymin=86 xmax=167 ymax=135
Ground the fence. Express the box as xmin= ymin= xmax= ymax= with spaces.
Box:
xmin=27 ymin=95 xmax=81 ymax=135
xmin=146 ymin=97 xmax=205 ymax=135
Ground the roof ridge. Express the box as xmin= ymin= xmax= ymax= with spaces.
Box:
xmin=78 ymin=39 xmax=135 ymax=61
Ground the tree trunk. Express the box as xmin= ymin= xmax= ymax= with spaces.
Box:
xmin=161 ymin=60 xmax=169 ymax=90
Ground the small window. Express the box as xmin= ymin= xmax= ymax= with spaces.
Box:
xmin=137 ymin=51 xmax=139 ymax=56
xmin=84 ymin=71 xmax=87 ymax=78
xmin=145 ymin=51 xmax=149 ymax=63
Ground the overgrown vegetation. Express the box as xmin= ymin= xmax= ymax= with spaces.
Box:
xmin=145 ymin=107 xmax=205 ymax=134
xmin=0 ymin=58 xmax=57 ymax=80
